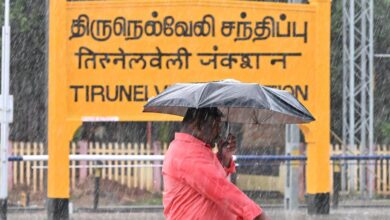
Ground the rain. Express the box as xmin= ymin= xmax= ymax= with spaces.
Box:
xmin=0 ymin=0 xmax=389 ymax=220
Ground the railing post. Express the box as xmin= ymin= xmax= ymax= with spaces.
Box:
xmin=285 ymin=156 xmax=291 ymax=209
xmin=332 ymin=160 xmax=341 ymax=208
xmin=7 ymin=141 xmax=12 ymax=192
xmin=93 ymin=160 xmax=103 ymax=210
xmin=78 ymin=140 xmax=88 ymax=185
xmin=153 ymin=141 xmax=162 ymax=192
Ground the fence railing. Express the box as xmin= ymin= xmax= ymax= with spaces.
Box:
xmin=9 ymin=141 xmax=169 ymax=193
xmin=8 ymin=142 xmax=390 ymax=196
xmin=331 ymin=144 xmax=390 ymax=195
xmin=10 ymin=142 xmax=45 ymax=193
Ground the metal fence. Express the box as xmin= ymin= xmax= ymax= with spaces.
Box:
xmin=8 ymin=142 xmax=390 ymax=196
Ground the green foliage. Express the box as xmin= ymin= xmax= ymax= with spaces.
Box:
xmin=330 ymin=0 xmax=390 ymax=144
xmin=380 ymin=122 xmax=390 ymax=144
xmin=373 ymin=0 xmax=390 ymax=144
xmin=155 ymin=122 xmax=180 ymax=143
xmin=330 ymin=0 xmax=344 ymax=143
xmin=0 ymin=0 xmax=44 ymax=33
xmin=0 ymin=0 xmax=47 ymax=141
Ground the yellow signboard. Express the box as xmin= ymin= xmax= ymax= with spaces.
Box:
xmin=48 ymin=0 xmax=330 ymax=208
xmin=65 ymin=1 xmax=316 ymax=121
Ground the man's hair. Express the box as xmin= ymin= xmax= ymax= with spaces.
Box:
xmin=182 ymin=108 xmax=223 ymax=128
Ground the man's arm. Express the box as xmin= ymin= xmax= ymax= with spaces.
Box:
xmin=217 ymin=134 xmax=238 ymax=177
xmin=217 ymin=133 xmax=236 ymax=168
xmin=179 ymin=153 xmax=262 ymax=220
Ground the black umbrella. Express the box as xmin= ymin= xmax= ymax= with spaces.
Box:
xmin=143 ymin=79 xmax=315 ymax=124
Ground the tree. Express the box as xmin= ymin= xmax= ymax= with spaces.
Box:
xmin=330 ymin=0 xmax=390 ymax=144
xmin=373 ymin=0 xmax=390 ymax=144
xmin=0 ymin=0 xmax=47 ymax=141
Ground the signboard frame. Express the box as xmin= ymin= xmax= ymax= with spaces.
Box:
xmin=48 ymin=0 xmax=330 ymax=218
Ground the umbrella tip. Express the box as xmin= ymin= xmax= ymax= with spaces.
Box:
xmin=220 ymin=79 xmax=241 ymax=83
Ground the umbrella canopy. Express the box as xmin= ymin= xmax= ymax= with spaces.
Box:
xmin=143 ymin=79 xmax=315 ymax=124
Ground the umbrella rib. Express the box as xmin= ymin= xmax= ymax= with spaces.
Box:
xmin=259 ymin=86 xmax=272 ymax=109
xmin=264 ymin=87 xmax=314 ymax=120
xmin=196 ymin=83 xmax=209 ymax=108
xmin=273 ymin=93 xmax=313 ymax=120
xmin=252 ymin=109 xmax=259 ymax=125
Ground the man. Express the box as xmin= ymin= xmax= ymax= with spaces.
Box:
xmin=162 ymin=107 xmax=268 ymax=220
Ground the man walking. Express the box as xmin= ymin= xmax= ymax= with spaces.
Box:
xmin=162 ymin=108 xmax=268 ymax=220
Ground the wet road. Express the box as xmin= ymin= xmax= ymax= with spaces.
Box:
xmin=8 ymin=208 xmax=390 ymax=220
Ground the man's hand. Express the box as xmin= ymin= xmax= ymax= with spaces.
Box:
xmin=217 ymin=134 xmax=237 ymax=167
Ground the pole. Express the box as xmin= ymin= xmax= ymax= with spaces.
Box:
xmin=341 ymin=0 xmax=348 ymax=192
xmin=368 ymin=0 xmax=374 ymax=199
xmin=306 ymin=0 xmax=331 ymax=214
xmin=0 ymin=0 xmax=12 ymax=219
xmin=360 ymin=0 xmax=367 ymax=197
xmin=348 ymin=0 xmax=356 ymax=193
xmin=284 ymin=125 xmax=300 ymax=211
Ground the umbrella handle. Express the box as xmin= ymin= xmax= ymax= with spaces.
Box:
xmin=225 ymin=108 xmax=230 ymax=138
xmin=225 ymin=122 xmax=230 ymax=138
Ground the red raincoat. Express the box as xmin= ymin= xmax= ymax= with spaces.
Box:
xmin=163 ymin=133 xmax=262 ymax=220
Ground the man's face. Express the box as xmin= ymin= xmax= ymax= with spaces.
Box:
xmin=202 ymin=116 xmax=222 ymax=145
